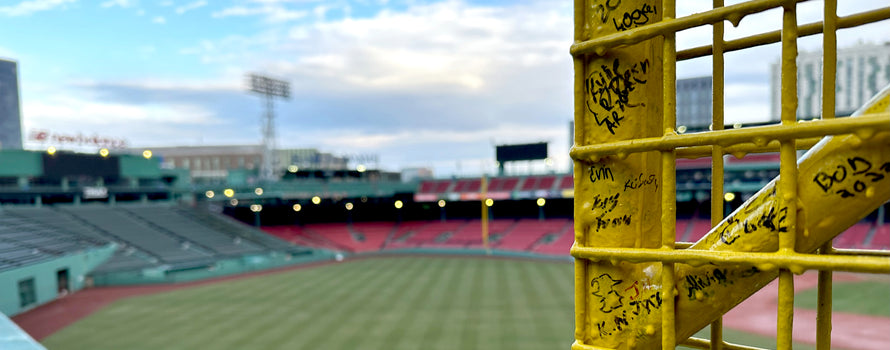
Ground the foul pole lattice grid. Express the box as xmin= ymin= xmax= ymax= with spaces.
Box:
xmin=570 ymin=1 xmax=890 ymax=349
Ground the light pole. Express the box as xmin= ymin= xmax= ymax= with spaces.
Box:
xmin=247 ymin=73 xmax=290 ymax=182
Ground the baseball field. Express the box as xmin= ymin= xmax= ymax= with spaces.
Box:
xmin=37 ymin=256 xmax=888 ymax=350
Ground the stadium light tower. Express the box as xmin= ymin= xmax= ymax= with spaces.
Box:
xmin=247 ymin=73 xmax=290 ymax=182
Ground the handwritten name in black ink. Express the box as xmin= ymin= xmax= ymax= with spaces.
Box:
xmin=613 ymin=3 xmax=657 ymax=31
xmin=624 ymin=173 xmax=658 ymax=192
xmin=589 ymin=164 xmax=615 ymax=183
xmin=717 ymin=204 xmax=787 ymax=245
xmin=594 ymin=214 xmax=632 ymax=232
xmin=684 ymin=268 xmax=729 ymax=300
xmin=591 ymin=193 xmax=621 ymax=214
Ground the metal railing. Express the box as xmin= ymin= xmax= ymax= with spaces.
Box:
xmin=570 ymin=1 xmax=890 ymax=349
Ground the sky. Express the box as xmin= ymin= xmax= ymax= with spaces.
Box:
xmin=1 ymin=0 xmax=887 ymax=177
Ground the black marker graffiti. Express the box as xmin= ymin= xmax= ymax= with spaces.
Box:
xmin=591 ymin=273 xmax=624 ymax=313
xmin=612 ymin=3 xmax=657 ymax=31
xmin=589 ymin=165 xmax=615 ymax=183
xmin=813 ymin=157 xmax=889 ymax=198
xmin=585 ymin=58 xmax=650 ymax=135
xmin=624 ymin=173 xmax=658 ymax=192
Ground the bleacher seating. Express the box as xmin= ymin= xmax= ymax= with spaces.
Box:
xmin=531 ymin=221 xmax=575 ymax=255
xmin=441 ymin=219 xmax=514 ymax=247
xmin=121 ymin=206 xmax=266 ymax=256
xmin=252 ymin=217 xmax=890 ymax=256
xmin=687 ymin=219 xmax=712 ymax=242
xmin=0 ymin=209 xmax=106 ymax=272
xmin=496 ymin=218 xmax=570 ymax=251
xmin=868 ymin=224 xmax=890 ymax=249
xmin=834 ymin=223 xmax=874 ymax=249
xmin=2 ymin=205 xmax=310 ymax=274
xmin=61 ymin=206 xmax=214 ymax=264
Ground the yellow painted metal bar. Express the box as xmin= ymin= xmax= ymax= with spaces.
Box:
xmin=832 ymin=248 xmax=890 ymax=257
xmin=677 ymin=7 xmax=890 ymax=61
xmin=572 ymin=0 xmax=588 ymax=344
xmin=776 ymin=1 xmax=800 ymax=348
xmin=816 ymin=243 xmax=833 ymax=350
xmin=570 ymin=85 xmax=890 ymax=348
xmin=571 ymin=0 xmax=808 ymax=57
xmin=571 ymin=113 xmax=889 ymax=159
xmin=682 ymin=337 xmax=771 ymax=350
xmin=570 ymin=1 xmax=890 ymax=348
xmin=676 ymin=137 xmax=820 ymax=160
xmin=571 ymin=0 xmax=664 ymax=348
xmin=570 ymin=247 xmax=890 ymax=274
xmin=710 ymin=0 xmax=726 ymax=347
xmin=816 ymin=1 xmax=837 ymax=349
xmin=661 ymin=1 xmax=677 ymax=348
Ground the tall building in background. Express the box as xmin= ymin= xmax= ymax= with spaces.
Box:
xmin=676 ymin=76 xmax=713 ymax=130
xmin=0 ymin=59 xmax=23 ymax=150
xmin=771 ymin=42 xmax=890 ymax=120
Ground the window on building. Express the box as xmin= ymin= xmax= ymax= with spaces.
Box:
xmin=19 ymin=277 xmax=36 ymax=308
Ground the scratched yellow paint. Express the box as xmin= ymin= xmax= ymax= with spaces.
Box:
xmin=570 ymin=0 xmax=890 ymax=349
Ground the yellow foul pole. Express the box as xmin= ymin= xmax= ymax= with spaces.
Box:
xmin=481 ymin=176 xmax=489 ymax=252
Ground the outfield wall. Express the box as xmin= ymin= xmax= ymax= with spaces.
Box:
xmin=90 ymin=250 xmax=336 ymax=286
xmin=0 ymin=244 xmax=116 ymax=316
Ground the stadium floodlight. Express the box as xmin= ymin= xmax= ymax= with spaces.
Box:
xmin=247 ymin=73 xmax=290 ymax=182
xmin=205 ymin=190 xmax=215 ymax=199
xmin=47 ymin=146 xmax=56 ymax=155
xmin=142 ymin=150 xmax=152 ymax=159
xmin=311 ymin=196 xmax=321 ymax=205
xmin=724 ymin=192 xmax=736 ymax=202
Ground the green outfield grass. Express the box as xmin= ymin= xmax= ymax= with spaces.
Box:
xmin=43 ymin=257 xmax=576 ymax=350
xmin=44 ymin=256 xmax=871 ymax=350
xmin=795 ymin=280 xmax=890 ymax=318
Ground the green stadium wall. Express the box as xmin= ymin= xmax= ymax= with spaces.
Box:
xmin=0 ymin=244 xmax=116 ymax=316
xmin=90 ymin=250 xmax=336 ymax=286
xmin=0 ymin=150 xmax=41 ymax=177
xmin=119 ymin=155 xmax=161 ymax=178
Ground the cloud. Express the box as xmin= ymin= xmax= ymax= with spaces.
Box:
xmin=212 ymin=4 xmax=308 ymax=23
xmin=100 ymin=0 xmax=134 ymax=9
xmin=21 ymin=93 xmax=225 ymax=148
xmin=152 ymin=15 xmax=166 ymax=24
xmin=0 ymin=0 xmax=75 ymax=16
xmin=175 ymin=0 xmax=206 ymax=15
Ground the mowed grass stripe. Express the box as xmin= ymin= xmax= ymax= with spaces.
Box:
xmin=44 ymin=257 xmax=575 ymax=350
xmin=255 ymin=259 xmax=413 ymax=347
xmin=267 ymin=257 xmax=390 ymax=349
xmin=303 ymin=257 xmax=429 ymax=349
